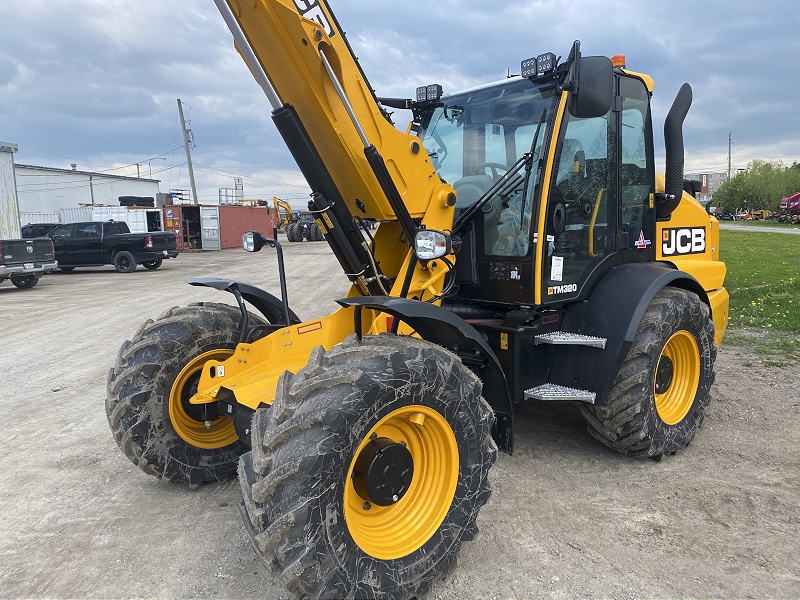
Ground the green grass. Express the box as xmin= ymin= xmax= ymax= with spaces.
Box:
xmin=719 ymin=230 xmax=800 ymax=361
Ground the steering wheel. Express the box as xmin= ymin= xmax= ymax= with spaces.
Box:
xmin=472 ymin=162 xmax=508 ymax=180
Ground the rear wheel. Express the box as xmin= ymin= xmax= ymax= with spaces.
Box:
xmin=239 ymin=334 xmax=497 ymax=599
xmin=582 ymin=287 xmax=716 ymax=458
xmin=113 ymin=250 xmax=136 ymax=273
xmin=286 ymin=224 xmax=300 ymax=242
xmin=11 ymin=275 xmax=39 ymax=289
xmin=106 ymin=302 xmax=264 ymax=487
xmin=142 ymin=258 xmax=163 ymax=270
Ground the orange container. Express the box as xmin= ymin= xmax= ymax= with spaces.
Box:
xmin=219 ymin=205 xmax=277 ymax=249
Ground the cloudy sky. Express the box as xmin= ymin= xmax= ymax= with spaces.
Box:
xmin=1 ymin=0 xmax=798 ymax=208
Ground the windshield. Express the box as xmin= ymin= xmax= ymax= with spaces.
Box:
xmin=418 ymin=78 xmax=557 ymax=256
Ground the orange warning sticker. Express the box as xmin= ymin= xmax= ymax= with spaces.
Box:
xmin=297 ymin=321 xmax=323 ymax=335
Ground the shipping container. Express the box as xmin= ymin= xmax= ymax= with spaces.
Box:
xmin=20 ymin=211 xmax=59 ymax=226
xmin=162 ymin=204 xmax=276 ymax=251
xmin=90 ymin=206 xmax=163 ymax=233
xmin=219 ymin=205 xmax=276 ymax=249
xmin=60 ymin=207 xmax=94 ymax=223
xmin=163 ymin=205 xmax=186 ymax=251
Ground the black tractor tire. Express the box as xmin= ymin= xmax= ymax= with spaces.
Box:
xmin=238 ymin=334 xmax=497 ymax=600
xmin=11 ymin=275 xmax=39 ymax=289
xmin=582 ymin=287 xmax=716 ymax=459
xmin=113 ymin=250 xmax=136 ymax=273
xmin=286 ymin=224 xmax=300 ymax=242
xmin=314 ymin=223 xmax=326 ymax=241
xmin=59 ymin=267 xmax=75 ymax=272
xmin=142 ymin=258 xmax=163 ymax=270
xmin=106 ymin=302 xmax=265 ymax=487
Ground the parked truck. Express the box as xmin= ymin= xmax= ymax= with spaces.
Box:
xmin=48 ymin=220 xmax=178 ymax=273
xmin=0 ymin=236 xmax=57 ymax=289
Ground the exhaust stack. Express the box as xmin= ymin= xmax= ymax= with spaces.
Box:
xmin=658 ymin=83 xmax=692 ymax=218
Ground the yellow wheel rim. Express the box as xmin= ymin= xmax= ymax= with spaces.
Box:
xmin=654 ymin=331 xmax=700 ymax=425
xmin=344 ymin=405 xmax=459 ymax=560
xmin=169 ymin=349 xmax=239 ymax=449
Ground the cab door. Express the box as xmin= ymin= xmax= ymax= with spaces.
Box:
xmin=538 ymin=73 xmax=655 ymax=304
xmin=49 ymin=224 xmax=76 ymax=266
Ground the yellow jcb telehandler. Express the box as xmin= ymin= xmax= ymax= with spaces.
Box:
xmin=106 ymin=1 xmax=729 ymax=597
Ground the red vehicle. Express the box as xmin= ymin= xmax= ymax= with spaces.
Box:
xmin=779 ymin=192 xmax=800 ymax=213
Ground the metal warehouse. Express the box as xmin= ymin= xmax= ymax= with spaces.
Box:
xmin=14 ymin=163 xmax=160 ymax=223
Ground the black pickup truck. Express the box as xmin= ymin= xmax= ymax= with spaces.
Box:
xmin=48 ymin=221 xmax=179 ymax=273
xmin=0 ymin=237 xmax=58 ymax=289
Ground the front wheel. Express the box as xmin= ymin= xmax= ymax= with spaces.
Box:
xmin=113 ymin=250 xmax=136 ymax=273
xmin=106 ymin=302 xmax=265 ymax=486
xmin=582 ymin=287 xmax=716 ymax=459
xmin=142 ymin=258 xmax=163 ymax=270
xmin=11 ymin=275 xmax=39 ymax=289
xmin=239 ymin=334 xmax=497 ymax=599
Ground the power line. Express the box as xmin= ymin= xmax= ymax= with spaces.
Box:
xmin=192 ymin=162 xmax=311 ymax=189
xmin=180 ymin=102 xmax=282 ymax=142
xmin=193 ymin=146 xmax=305 ymax=178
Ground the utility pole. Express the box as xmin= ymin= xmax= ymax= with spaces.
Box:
xmin=727 ymin=132 xmax=732 ymax=181
xmin=177 ymin=99 xmax=199 ymax=205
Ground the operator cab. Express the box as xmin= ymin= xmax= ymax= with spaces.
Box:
xmin=416 ymin=60 xmax=655 ymax=308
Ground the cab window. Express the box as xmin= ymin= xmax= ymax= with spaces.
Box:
xmin=76 ymin=223 xmax=101 ymax=238
xmin=50 ymin=225 xmax=74 ymax=239
xmin=619 ymin=76 xmax=654 ymax=249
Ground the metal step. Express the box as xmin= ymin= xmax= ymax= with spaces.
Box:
xmin=524 ymin=384 xmax=596 ymax=404
xmin=534 ymin=331 xmax=607 ymax=349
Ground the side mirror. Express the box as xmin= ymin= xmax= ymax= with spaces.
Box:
xmin=414 ymin=229 xmax=451 ymax=261
xmin=242 ymin=231 xmax=266 ymax=252
xmin=568 ymin=56 xmax=613 ymax=119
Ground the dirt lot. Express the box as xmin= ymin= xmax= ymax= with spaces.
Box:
xmin=1 ymin=242 xmax=798 ymax=599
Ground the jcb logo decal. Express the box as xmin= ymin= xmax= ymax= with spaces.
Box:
xmin=548 ymin=283 xmax=577 ymax=295
xmin=661 ymin=227 xmax=706 ymax=256
xmin=292 ymin=0 xmax=335 ymax=37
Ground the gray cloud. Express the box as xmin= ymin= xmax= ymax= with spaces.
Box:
xmin=1 ymin=0 xmax=797 ymax=207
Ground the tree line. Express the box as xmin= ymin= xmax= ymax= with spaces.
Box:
xmin=711 ymin=160 xmax=800 ymax=212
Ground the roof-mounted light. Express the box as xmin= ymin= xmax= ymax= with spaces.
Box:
xmin=611 ymin=54 xmax=626 ymax=68
xmin=416 ymin=84 xmax=443 ymax=102
xmin=521 ymin=52 xmax=557 ymax=78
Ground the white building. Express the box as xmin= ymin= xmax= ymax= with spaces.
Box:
xmin=14 ymin=163 xmax=160 ymax=223
xmin=685 ymin=170 xmax=728 ymax=204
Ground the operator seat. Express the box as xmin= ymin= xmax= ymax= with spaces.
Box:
xmin=556 ymin=139 xmax=585 ymax=185
xmin=453 ymin=174 xmax=494 ymax=208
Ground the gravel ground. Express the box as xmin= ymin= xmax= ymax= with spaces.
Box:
xmin=1 ymin=242 xmax=798 ymax=599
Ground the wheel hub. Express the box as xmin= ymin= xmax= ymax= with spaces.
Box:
xmin=654 ymin=355 xmax=674 ymax=394
xmin=352 ymin=437 xmax=414 ymax=506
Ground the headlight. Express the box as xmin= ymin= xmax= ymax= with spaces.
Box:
xmin=414 ymin=230 xmax=451 ymax=261
xmin=242 ymin=231 xmax=265 ymax=252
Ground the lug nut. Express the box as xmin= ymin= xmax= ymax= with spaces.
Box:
xmin=362 ymin=502 xmax=371 ymax=510
xmin=392 ymin=495 xmax=399 ymax=503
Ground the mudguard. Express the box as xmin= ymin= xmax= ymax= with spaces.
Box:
xmin=186 ymin=278 xmax=301 ymax=325
xmin=551 ymin=262 xmax=708 ymax=405
xmin=337 ymin=296 xmax=515 ymax=454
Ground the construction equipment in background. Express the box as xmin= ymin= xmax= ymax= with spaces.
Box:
xmin=272 ymin=196 xmax=294 ymax=230
xmin=775 ymin=192 xmax=800 ymax=223
xmin=286 ymin=210 xmax=324 ymax=242
xmin=106 ymin=1 xmax=730 ymax=598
